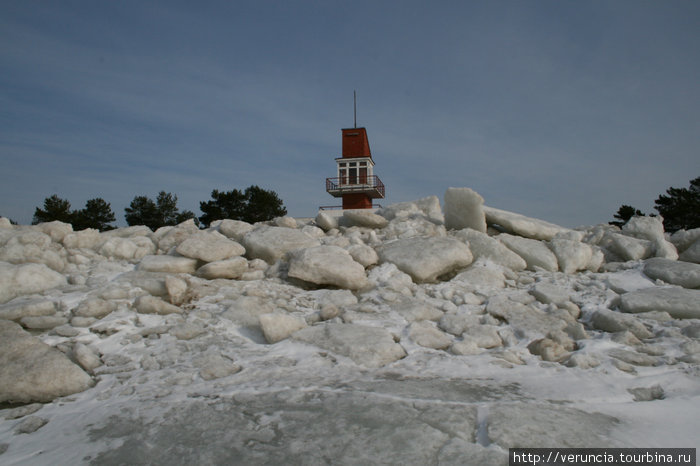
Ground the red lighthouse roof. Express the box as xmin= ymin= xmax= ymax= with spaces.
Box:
xmin=341 ymin=127 xmax=372 ymax=159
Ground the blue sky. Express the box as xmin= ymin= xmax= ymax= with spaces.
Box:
xmin=2 ymin=1 xmax=699 ymax=228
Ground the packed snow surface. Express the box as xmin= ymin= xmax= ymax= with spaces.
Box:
xmin=1 ymin=192 xmax=699 ymax=465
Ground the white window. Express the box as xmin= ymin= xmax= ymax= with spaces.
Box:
xmin=337 ymin=158 xmax=374 ymax=186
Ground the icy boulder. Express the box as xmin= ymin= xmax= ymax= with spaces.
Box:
xmin=214 ymin=219 xmax=254 ymax=242
xmin=165 ymin=276 xmax=188 ymax=305
xmin=176 ymin=230 xmax=245 ymax=262
xmin=483 ymin=206 xmax=569 ymax=240
xmin=604 ymin=269 xmax=656 ymax=294
xmin=4 ymin=231 xmax=52 ymax=250
xmin=0 ymin=299 xmax=56 ymax=322
xmin=651 ymin=238 xmax=679 ymax=260
xmin=35 ymin=221 xmax=73 ymax=243
xmin=0 ymin=320 xmax=93 ymax=403
xmin=444 ymin=187 xmax=487 ymax=232
xmin=292 ymin=323 xmax=406 ymax=368
xmin=643 ymin=258 xmax=700 ymax=289
xmin=486 ymin=295 xmax=567 ymax=339
xmin=197 ymin=353 xmax=241 ymax=380
xmin=274 ymin=216 xmax=298 ymax=228
xmin=72 ymin=343 xmax=102 ymax=372
xmin=259 ymin=313 xmax=307 ymax=343
xmin=0 ymin=230 xmax=66 ymax=272
xmin=20 ymin=315 xmax=68 ymax=330
xmin=0 ymin=262 xmax=67 ymax=304
xmin=527 ymin=338 xmax=570 ymax=362
xmin=378 ymin=196 xmax=444 ymax=224
xmin=288 ymin=245 xmax=368 ymax=290
xmin=391 ymin=298 xmax=443 ymax=323
xmin=154 ymin=219 xmax=201 ymax=252
xmin=130 ymin=236 xmax=157 ymax=259
xmin=620 ymin=287 xmax=700 ymax=319
xmin=453 ymin=228 xmax=526 ymax=271
xmin=382 ymin=216 xmax=447 ymax=240
xmin=221 ymin=296 xmax=275 ymax=335
xmin=604 ymin=232 xmax=654 ymax=261
xmin=196 ymin=257 xmax=248 ymax=279
xmin=622 ymin=216 xmax=677 ymax=259
xmin=170 ymin=322 xmax=206 ymax=340
xmin=346 ymin=243 xmax=379 ymax=267
xmin=112 ymin=271 xmax=168 ymax=298
xmin=134 ymin=296 xmax=183 ymax=315
xmin=367 ymin=263 xmax=415 ymax=295
xmin=340 ymin=210 xmax=389 ymax=229
xmin=137 ymin=255 xmax=198 ymax=274
xmin=409 ymin=321 xmax=452 ymax=350
xmin=301 ymin=225 xmax=325 ymax=239
xmin=463 ymin=324 xmax=503 ymax=349
xmin=98 ymin=237 xmax=146 ymax=261
xmin=411 ymin=195 xmax=445 ymax=223
xmin=452 ymin=261 xmax=506 ymax=292
xmin=622 ymin=216 xmax=665 ymax=242
xmin=679 ymin=237 xmax=700 ymax=264
xmin=73 ymin=298 xmax=116 ymax=319
xmin=529 ymin=282 xmax=572 ymax=307
xmin=548 ymin=238 xmax=593 ymax=273
xmin=62 ymin=228 xmax=101 ymax=250
xmin=314 ymin=211 xmax=339 ymax=231
xmin=242 ymin=226 xmax=320 ymax=264
xmin=671 ymin=228 xmax=700 ymax=253
xmin=439 ymin=313 xmax=481 ymax=336
xmin=377 ymin=236 xmax=473 ymax=283
xmin=311 ymin=289 xmax=358 ymax=309
xmin=499 ymin=234 xmax=558 ymax=272
xmin=590 ymin=308 xmax=653 ymax=340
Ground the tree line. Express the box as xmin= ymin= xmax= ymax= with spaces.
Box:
xmin=18 ymin=176 xmax=700 ymax=233
xmin=30 ymin=186 xmax=287 ymax=231
xmin=611 ymin=176 xmax=699 ymax=232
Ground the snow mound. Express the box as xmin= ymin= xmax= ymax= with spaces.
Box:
xmin=0 ymin=188 xmax=699 ymax=460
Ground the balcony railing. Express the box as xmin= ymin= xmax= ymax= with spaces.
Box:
xmin=326 ymin=175 xmax=385 ymax=199
xmin=319 ymin=203 xmax=383 ymax=210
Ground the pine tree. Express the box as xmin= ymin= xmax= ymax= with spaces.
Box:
xmin=654 ymin=177 xmax=700 ymax=232
xmin=243 ymin=185 xmax=287 ymax=224
xmin=610 ymin=204 xmax=644 ymax=228
xmin=155 ymin=191 xmax=180 ymax=226
xmin=199 ymin=189 xmax=247 ymax=227
xmin=124 ymin=196 xmax=161 ymax=230
xmin=73 ymin=198 xmax=116 ymax=231
xmin=198 ymin=186 xmax=286 ymax=227
xmin=125 ymin=191 xmax=197 ymax=230
xmin=33 ymin=194 xmax=73 ymax=224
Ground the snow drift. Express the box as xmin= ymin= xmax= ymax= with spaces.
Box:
xmin=0 ymin=190 xmax=699 ymax=464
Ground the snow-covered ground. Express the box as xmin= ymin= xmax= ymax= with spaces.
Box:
xmin=1 ymin=190 xmax=699 ymax=465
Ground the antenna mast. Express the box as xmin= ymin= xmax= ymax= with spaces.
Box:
xmin=353 ymin=90 xmax=357 ymax=128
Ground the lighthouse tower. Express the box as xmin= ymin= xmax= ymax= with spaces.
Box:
xmin=325 ymin=127 xmax=385 ymax=209
xmin=325 ymin=97 xmax=385 ymax=209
